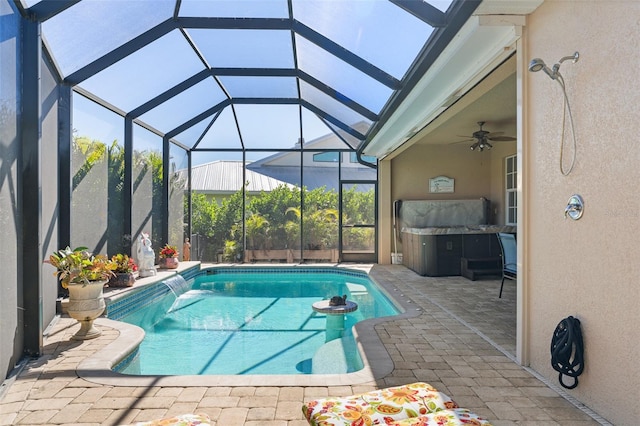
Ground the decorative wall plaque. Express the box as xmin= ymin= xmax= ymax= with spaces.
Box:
xmin=429 ymin=176 xmax=454 ymax=193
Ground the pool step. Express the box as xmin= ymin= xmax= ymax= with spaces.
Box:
xmin=311 ymin=336 xmax=363 ymax=374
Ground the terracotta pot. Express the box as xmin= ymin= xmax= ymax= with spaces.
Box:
xmin=108 ymin=272 xmax=135 ymax=288
xmin=159 ymin=257 xmax=179 ymax=269
xmin=66 ymin=280 xmax=107 ymax=340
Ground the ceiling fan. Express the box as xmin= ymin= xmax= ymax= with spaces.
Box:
xmin=455 ymin=121 xmax=516 ymax=151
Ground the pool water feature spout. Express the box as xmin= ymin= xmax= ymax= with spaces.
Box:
xmin=162 ymin=275 xmax=189 ymax=298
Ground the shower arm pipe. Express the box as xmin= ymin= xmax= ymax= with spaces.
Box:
xmin=551 ymin=52 xmax=580 ymax=76
xmin=558 ymin=52 xmax=580 ymax=65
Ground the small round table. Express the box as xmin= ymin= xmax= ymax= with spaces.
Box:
xmin=312 ymin=300 xmax=358 ymax=342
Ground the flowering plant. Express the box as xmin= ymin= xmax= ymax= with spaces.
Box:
xmin=46 ymin=247 xmax=115 ymax=288
xmin=159 ymin=244 xmax=179 ymax=259
xmin=110 ymin=254 xmax=137 ymax=273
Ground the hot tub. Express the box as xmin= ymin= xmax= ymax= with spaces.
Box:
xmin=401 ymin=225 xmax=515 ymax=276
xmin=396 ymin=199 xmax=515 ymax=277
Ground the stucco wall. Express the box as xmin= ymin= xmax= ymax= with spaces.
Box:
xmin=387 ymin=143 xmax=515 ymax=255
xmin=392 ymin=144 xmax=492 ymax=200
xmin=526 ymin=2 xmax=640 ymax=424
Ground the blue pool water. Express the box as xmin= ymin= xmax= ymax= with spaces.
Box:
xmin=117 ymin=268 xmax=399 ymax=375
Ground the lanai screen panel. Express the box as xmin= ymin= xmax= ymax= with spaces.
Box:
xmin=168 ymin=144 xmax=188 ymax=251
xmin=188 ymin=29 xmax=295 ymax=69
xmin=131 ymin=125 xmax=164 ymax=250
xmin=71 ymin=92 xmax=125 ymax=254
xmin=186 ymin=107 xmax=244 ymax=150
xmin=235 ymin=104 xmax=301 ymax=149
xmin=295 ymin=35 xmax=392 ymax=115
xmin=292 ymin=0 xmax=433 ymax=80
xmin=300 ymin=108 xmax=345 ymax=150
xmin=299 ymin=81 xmax=373 ymax=136
xmin=139 ymin=78 xmax=227 ymax=133
xmin=78 ymin=31 xmax=207 ymax=113
xmin=219 ymin=76 xmax=298 ymax=99
xmin=42 ymin=0 xmax=175 ymax=77
xmin=179 ymin=0 xmax=290 ymax=19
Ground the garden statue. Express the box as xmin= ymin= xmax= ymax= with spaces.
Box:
xmin=329 ymin=294 xmax=347 ymax=306
xmin=183 ymin=238 xmax=191 ymax=261
xmin=137 ymin=232 xmax=157 ymax=278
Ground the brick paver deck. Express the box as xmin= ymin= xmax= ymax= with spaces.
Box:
xmin=0 ymin=265 xmax=604 ymax=425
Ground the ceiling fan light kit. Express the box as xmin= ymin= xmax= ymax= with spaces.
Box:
xmin=470 ymin=140 xmax=492 ymax=151
xmin=457 ymin=121 xmax=516 ymax=152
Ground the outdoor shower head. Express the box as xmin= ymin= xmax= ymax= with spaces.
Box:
xmin=528 ymin=52 xmax=579 ymax=80
xmin=528 ymin=58 xmax=559 ymax=80
xmin=528 ymin=52 xmax=581 ymax=176
xmin=528 ymin=58 xmax=546 ymax=73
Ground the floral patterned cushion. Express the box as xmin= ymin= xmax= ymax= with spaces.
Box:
xmin=390 ymin=408 xmax=492 ymax=425
xmin=130 ymin=413 xmax=211 ymax=426
xmin=302 ymin=382 xmax=460 ymax=425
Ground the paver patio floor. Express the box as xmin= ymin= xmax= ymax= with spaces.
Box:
xmin=0 ymin=264 xmax=603 ymax=425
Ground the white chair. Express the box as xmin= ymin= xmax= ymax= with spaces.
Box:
xmin=497 ymin=232 xmax=517 ymax=298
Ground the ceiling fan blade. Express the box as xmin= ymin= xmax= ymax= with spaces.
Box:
xmin=487 ymin=136 xmax=516 ymax=141
xmin=485 ymin=131 xmax=504 ymax=137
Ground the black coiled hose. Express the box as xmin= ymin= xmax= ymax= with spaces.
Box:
xmin=550 ymin=316 xmax=584 ymax=389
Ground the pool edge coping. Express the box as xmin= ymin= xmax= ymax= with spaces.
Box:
xmin=76 ymin=264 xmax=420 ymax=387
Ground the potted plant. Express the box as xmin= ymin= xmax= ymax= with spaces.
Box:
xmin=108 ymin=253 xmax=137 ymax=287
xmin=158 ymin=244 xmax=179 ymax=269
xmin=46 ymin=246 xmax=115 ymax=340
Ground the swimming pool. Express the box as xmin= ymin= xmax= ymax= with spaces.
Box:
xmin=115 ymin=267 xmax=400 ymax=376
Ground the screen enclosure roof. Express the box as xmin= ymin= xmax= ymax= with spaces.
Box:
xmin=23 ymin=0 xmax=479 ymax=155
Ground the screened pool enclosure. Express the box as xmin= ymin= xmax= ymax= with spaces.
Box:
xmin=19 ymin=0 xmax=477 ymax=264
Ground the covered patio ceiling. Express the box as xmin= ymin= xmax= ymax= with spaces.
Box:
xmin=392 ymin=55 xmax=518 ymax=158
xmin=363 ymin=0 xmax=545 ymax=158
xmin=21 ymin=0 xmax=483 ymax=157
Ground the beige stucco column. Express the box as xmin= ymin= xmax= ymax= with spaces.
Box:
xmin=377 ymin=159 xmax=392 ymax=264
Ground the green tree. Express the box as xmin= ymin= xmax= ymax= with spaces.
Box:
xmin=247 ymin=185 xmax=301 ymax=248
xmin=341 ymin=186 xmax=375 ymax=250
xmin=213 ymin=190 xmax=243 ymax=248
xmin=130 ymin=148 xmax=164 ymax=252
xmin=72 ymin=135 xmax=126 ymax=254
xmin=245 ymin=212 xmax=270 ymax=249
xmin=106 ymin=141 xmax=126 ymax=253
xmin=191 ymin=193 xmax=216 ymax=239
xmin=189 ymin=182 xmax=375 ymax=261
xmin=285 ymin=205 xmax=338 ymax=250
xmin=342 ymin=185 xmax=374 ymax=224
xmin=72 ymin=135 xmax=108 ymax=191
